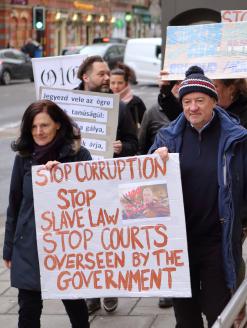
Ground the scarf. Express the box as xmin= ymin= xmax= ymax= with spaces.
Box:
xmin=32 ymin=134 xmax=64 ymax=164
xmin=119 ymin=85 xmax=133 ymax=103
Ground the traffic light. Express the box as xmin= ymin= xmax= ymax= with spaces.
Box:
xmin=125 ymin=13 xmax=133 ymax=22
xmin=33 ymin=7 xmax=45 ymax=31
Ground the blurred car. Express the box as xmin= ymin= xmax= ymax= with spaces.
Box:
xmin=79 ymin=43 xmax=126 ymax=69
xmin=0 ymin=48 xmax=33 ymax=85
xmin=61 ymin=45 xmax=85 ymax=55
xmin=92 ymin=37 xmax=128 ymax=44
xmin=124 ymin=38 xmax=162 ymax=84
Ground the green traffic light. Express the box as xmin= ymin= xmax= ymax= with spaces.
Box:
xmin=125 ymin=13 xmax=132 ymax=22
xmin=35 ymin=22 xmax=43 ymax=30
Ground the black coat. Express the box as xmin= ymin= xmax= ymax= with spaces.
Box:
xmin=115 ymin=101 xmax=138 ymax=157
xmin=227 ymin=94 xmax=247 ymax=129
xmin=3 ymin=144 xmax=91 ymax=291
xmin=126 ymin=95 xmax=147 ymax=126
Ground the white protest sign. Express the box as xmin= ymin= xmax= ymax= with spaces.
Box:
xmin=32 ymin=54 xmax=87 ymax=99
xmin=32 ymin=154 xmax=191 ymax=299
xmin=221 ymin=10 xmax=247 ymax=22
xmin=163 ymin=21 xmax=247 ymax=80
xmin=40 ymin=87 xmax=119 ymax=159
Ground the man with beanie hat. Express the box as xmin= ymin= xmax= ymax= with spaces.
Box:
xmin=149 ymin=66 xmax=247 ymax=327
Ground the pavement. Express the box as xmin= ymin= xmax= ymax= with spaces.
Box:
xmin=0 ymin=222 xmax=246 ymax=328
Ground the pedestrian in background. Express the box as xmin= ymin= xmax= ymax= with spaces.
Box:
xmin=110 ymin=63 xmax=147 ymax=131
xmin=150 ymin=66 xmax=247 ymax=327
xmin=21 ymin=38 xmax=39 ymax=58
xmin=214 ymin=78 xmax=247 ymax=128
xmin=138 ymin=73 xmax=182 ymax=155
xmin=76 ymin=55 xmax=138 ymax=314
xmin=3 ymin=99 xmax=91 ymax=328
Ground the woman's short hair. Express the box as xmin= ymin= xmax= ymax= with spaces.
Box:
xmin=12 ymin=99 xmax=80 ymax=155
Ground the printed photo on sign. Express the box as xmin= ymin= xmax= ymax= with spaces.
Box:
xmin=119 ymin=183 xmax=170 ymax=222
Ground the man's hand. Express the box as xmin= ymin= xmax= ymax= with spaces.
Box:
xmin=154 ymin=147 xmax=169 ymax=162
xmin=113 ymin=140 xmax=123 ymax=155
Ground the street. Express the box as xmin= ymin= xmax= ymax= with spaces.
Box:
xmin=0 ymin=81 xmax=159 ymax=223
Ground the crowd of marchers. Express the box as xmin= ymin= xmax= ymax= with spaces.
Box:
xmin=2 ymin=54 xmax=247 ymax=328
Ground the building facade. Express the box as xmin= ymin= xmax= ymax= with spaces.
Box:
xmin=0 ymin=0 xmax=159 ymax=56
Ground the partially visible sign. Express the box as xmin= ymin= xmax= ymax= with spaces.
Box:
xmin=32 ymin=54 xmax=87 ymax=99
xmin=40 ymin=87 xmax=119 ymax=160
xmin=221 ymin=10 xmax=247 ymax=22
xmin=163 ymin=21 xmax=247 ymax=80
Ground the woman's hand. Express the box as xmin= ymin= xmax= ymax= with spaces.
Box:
xmin=154 ymin=147 xmax=169 ymax=162
xmin=4 ymin=260 xmax=11 ymax=269
xmin=43 ymin=160 xmax=60 ymax=170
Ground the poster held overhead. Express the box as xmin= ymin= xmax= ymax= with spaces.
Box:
xmin=163 ymin=21 xmax=247 ymax=81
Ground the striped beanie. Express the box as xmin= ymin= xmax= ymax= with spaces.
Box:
xmin=179 ymin=66 xmax=218 ymax=102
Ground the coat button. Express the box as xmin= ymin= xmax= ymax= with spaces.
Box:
xmin=20 ymin=236 xmax=23 ymax=240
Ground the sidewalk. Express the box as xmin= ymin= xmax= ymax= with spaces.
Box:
xmin=0 ymin=223 xmax=246 ymax=328
xmin=0 ymin=225 xmax=176 ymax=328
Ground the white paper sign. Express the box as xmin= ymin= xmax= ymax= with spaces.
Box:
xmin=40 ymin=87 xmax=119 ymax=159
xmin=163 ymin=21 xmax=247 ymax=80
xmin=32 ymin=54 xmax=87 ymax=99
xmin=32 ymin=154 xmax=191 ymax=300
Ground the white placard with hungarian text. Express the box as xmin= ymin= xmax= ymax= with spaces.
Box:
xmin=40 ymin=87 xmax=119 ymax=159
xmin=32 ymin=54 xmax=87 ymax=99
xmin=32 ymin=154 xmax=191 ymax=299
xmin=163 ymin=21 xmax=247 ymax=80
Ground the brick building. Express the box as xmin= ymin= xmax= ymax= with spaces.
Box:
xmin=0 ymin=0 xmax=155 ymax=56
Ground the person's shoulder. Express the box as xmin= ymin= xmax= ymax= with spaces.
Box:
xmin=77 ymin=146 xmax=92 ymax=161
xmin=131 ymin=95 xmax=144 ymax=103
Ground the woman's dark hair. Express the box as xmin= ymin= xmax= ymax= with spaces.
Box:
xmin=221 ymin=78 xmax=247 ymax=99
xmin=12 ymin=99 xmax=80 ymax=155
xmin=110 ymin=62 xmax=136 ymax=84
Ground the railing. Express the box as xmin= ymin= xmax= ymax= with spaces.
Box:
xmin=212 ymin=279 xmax=247 ymax=328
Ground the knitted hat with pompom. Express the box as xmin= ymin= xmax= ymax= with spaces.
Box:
xmin=178 ymin=66 xmax=218 ymax=102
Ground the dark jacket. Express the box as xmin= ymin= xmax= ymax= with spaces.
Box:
xmin=158 ymin=84 xmax=183 ymax=122
xmin=138 ymin=103 xmax=170 ymax=154
xmin=3 ymin=143 xmax=91 ymax=291
xmin=227 ymin=94 xmax=247 ymax=129
xmin=126 ymin=95 xmax=146 ymax=126
xmin=149 ymin=107 xmax=247 ymax=290
xmin=75 ymin=83 xmax=138 ymax=157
